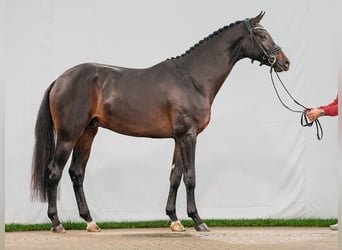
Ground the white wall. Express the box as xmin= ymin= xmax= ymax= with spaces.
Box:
xmin=1 ymin=0 xmax=6 ymax=247
xmin=4 ymin=0 xmax=340 ymax=224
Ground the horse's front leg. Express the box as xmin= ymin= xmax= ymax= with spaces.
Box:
xmin=177 ymin=131 xmax=210 ymax=232
xmin=166 ymin=143 xmax=185 ymax=231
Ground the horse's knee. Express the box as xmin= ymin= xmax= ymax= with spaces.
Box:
xmin=170 ymin=174 xmax=182 ymax=189
xmin=183 ymin=175 xmax=196 ymax=190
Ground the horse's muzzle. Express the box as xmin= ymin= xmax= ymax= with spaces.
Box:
xmin=274 ymin=51 xmax=290 ymax=72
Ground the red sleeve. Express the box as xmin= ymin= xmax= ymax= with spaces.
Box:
xmin=319 ymin=96 xmax=338 ymax=116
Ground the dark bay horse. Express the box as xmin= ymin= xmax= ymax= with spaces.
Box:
xmin=31 ymin=12 xmax=289 ymax=233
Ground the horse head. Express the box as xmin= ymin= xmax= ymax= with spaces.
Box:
xmin=242 ymin=11 xmax=290 ymax=72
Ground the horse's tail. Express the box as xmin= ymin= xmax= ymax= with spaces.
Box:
xmin=31 ymin=81 xmax=56 ymax=202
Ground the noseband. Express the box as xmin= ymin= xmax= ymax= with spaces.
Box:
xmin=244 ymin=18 xmax=323 ymax=140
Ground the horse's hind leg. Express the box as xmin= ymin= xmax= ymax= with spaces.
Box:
xmin=47 ymin=139 xmax=75 ymax=233
xmin=166 ymin=143 xmax=185 ymax=231
xmin=69 ymin=124 xmax=100 ymax=232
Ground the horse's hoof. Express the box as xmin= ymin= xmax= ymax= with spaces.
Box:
xmin=51 ymin=224 xmax=66 ymax=233
xmin=170 ymin=220 xmax=186 ymax=232
xmin=195 ymin=223 xmax=210 ymax=232
xmin=87 ymin=221 xmax=101 ymax=232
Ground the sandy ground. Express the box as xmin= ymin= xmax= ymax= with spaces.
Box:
xmin=5 ymin=227 xmax=338 ymax=250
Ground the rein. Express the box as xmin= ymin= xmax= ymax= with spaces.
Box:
xmin=244 ymin=19 xmax=323 ymax=140
xmin=270 ymin=68 xmax=323 ymax=140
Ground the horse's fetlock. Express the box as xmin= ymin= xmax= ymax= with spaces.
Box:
xmin=47 ymin=209 xmax=58 ymax=221
xmin=166 ymin=207 xmax=176 ymax=215
xmin=187 ymin=210 xmax=198 ymax=218
xmin=79 ymin=210 xmax=91 ymax=221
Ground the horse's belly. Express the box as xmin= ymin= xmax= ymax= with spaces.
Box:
xmin=98 ymin=106 xmax=173 ymax=138
xmin=106 ymin=120 xmax=173 ymax=138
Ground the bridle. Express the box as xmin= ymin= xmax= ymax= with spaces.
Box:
xmin=244 ymin=18 xmax=323 ymax=140
xmin=244 ymin=18 xmax=282 ymax=67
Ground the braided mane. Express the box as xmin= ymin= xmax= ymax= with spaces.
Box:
xmin=168 ymin=20 xmax=242 ymax=60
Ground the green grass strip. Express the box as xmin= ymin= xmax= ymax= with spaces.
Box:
xmin=5 ymin=218 xmax=337 ymax=232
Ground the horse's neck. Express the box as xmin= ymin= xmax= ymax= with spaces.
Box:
xmin=177 ymin=30 xmax=244 ymax=103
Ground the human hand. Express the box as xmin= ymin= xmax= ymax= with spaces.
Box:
xmin=306 ymin=108 xmax=323 ymax=122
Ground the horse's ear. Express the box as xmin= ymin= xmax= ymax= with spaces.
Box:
xmin=250 ymin=11 xmax=265 ymax=27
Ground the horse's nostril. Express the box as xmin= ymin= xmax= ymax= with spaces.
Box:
xmin=285 ymin=60 xmax=290 ymax=68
